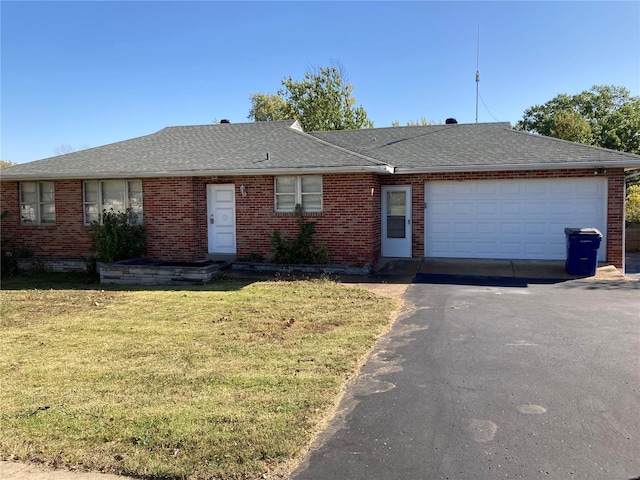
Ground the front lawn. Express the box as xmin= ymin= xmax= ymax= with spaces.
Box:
xmin=0 ymin=274 xmax=398 ymax=479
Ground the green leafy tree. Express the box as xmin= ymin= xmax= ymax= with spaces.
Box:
xmin=0 ymin=160 xmax=16 ymax=169
xmin=392 ymin=117 xmax=441 ymax=127
xmin=248 ymin=65 xmax=374 ymax=131
xmin=247 ymin=93 xmax=292 ymax=122
xmin=626 ymin=185 xmax=640 ymax=223
xmin=549 ymin=109 xmax=593 ymax=144
xmin=516 ymin=85 xmax=640 ymax=154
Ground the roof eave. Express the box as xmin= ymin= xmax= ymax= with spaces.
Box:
xmin=394 ymin=160 xmax=640 ymax=174
xmin=0 ymin=164 xmax=393 ymax=182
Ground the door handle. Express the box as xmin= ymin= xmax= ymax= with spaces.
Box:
xmin=210 ymin=215 xmax=215 ymax=224
xmin=408 ymin=219 xmax=411 ymax=225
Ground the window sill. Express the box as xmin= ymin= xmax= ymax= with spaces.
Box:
xmin=273 ymin=210 xmax=324 ymax=217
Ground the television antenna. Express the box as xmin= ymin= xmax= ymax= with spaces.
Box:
xmin=475 ymin=26 xmax=480 ymax=123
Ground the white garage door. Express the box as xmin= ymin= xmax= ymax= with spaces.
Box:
xmin=424 ymin=178 xmax=607 ymax=261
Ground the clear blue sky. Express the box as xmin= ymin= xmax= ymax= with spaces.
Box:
xmin=2 ymin=1 xmax=639 ymax=164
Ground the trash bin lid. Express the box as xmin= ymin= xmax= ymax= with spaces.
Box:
xmin=564 ymin=227 xmax=602 ymax=236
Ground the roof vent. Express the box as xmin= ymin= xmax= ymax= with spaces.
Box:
xmin=220 ymin=119 xmax=231 ymax=123
xmin=445 ymin=118 xmax=458 ymax=125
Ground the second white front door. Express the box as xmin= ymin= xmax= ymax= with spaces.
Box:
xmin=381 ymin=185 xmax=412 ymax=257
xmin=207 ymin=184 xmax=236 ymax=255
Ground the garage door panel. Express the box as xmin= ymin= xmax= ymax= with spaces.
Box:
xmin=524 ymin=242 xmax=547 ymax=255
xmin=500 ymin=203 xmax=521 ymax=214
xmin=525 ymin=183 xmax=546 ymax=194
xmin=425 ymin=179 xmax=607 ymax=261
xmin=525 ymin=223 xmax=546 ymax=234
xmin=453 ymin=222 xmax=474 ymax=234
xmin=477 ymin=183 xmax=499 ymax=195
xmin=500 ymin=223 xmax=521 ymax=234
xmin=452 ymin=241 xmax=474 ymax=255
xmin=430 ymin=202 xmax=451 ymax=215
xmin=477 ymin=242 xmax=499 ymax=255
xmin=525 ymin=202 xmax=547 ymax=214
xmin=430 ymin=222 xmax=451 ymax=234
xmin=477 ymin=223 xmax=497 ymax=234
xmin=500 ymin=183 xmax=522 ymax=195
xmin=477 ymin=203 xmax=497 ymax=215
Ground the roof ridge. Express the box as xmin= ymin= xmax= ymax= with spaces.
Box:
xmin=287 ymin=124 xmax=394 ymax=169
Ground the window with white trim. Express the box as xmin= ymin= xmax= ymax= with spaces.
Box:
xmin=274 ymin=175 xmax=322 ymax=212
xmin=83 ymin=180 xmax=143 ymax=225
xmin=20 ymin=181 xmax=56 ymax=225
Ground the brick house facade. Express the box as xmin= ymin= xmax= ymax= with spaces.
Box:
xmin=0 ymin=168 xmax=628 ymax=268
xmin=1 ymin=121 xmax=638 ymax=271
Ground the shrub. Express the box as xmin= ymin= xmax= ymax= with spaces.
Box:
xmin=271 ymin=205 xmax=329 ymax=264
xmin=627 ymin=185 xmax=640 ymax=223
xmin=87 ymin=209 xmax=146 ymax=263
xmin=1 ymin=210 xmax=18 ymax=278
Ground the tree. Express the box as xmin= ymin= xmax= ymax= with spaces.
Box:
xmin=0 ymin=160 xmax=16 ymax=169
xmin=392 ymin=117 xmax=441 ymax=127
xmin=248 ymin=65 xmax=374 ymax=131
xmin=247 ymin=93 xmax=292 ymax=122
xmin=515 ymin=85 xmax=640 ymax=155
xmin=53 ymin=144 xmax=75 ymax=155
xmin=53 ymin=144 xmax=90 ymax=156
xmin=626 ymin=185 xmax=640 ymax=223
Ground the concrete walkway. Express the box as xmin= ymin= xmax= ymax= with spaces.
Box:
xmin=0 ymin=462 xmax=135 ymax=480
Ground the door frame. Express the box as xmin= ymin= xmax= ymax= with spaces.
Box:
xmin=381 ymin=185 xmax=412 ymax=258
xmin=206 ymin=184 xmax=237 ymax=255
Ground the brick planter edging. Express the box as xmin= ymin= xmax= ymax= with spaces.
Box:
xmin=231 ymin=262 xmax=372 ymax=276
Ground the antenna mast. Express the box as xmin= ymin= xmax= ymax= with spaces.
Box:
xmin=475 ymin=26 xmax=480 ymax=123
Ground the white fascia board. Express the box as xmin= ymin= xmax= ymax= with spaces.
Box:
xmin=0 ymin=165 xmax=392 ymax=182
xmin=394 ymin=161 xmax=640 ymax=174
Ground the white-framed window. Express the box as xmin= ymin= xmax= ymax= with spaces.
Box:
xmin=274 ymin=175 xmax=322 ymax=212
xmin=20 ymin=181 xmax=55 ymax=225
xmin=83 ymin=180 xmax=143 ymax=225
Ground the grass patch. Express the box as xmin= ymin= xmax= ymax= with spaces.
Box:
xmin=0 ymin=273 xmax=398 ymax=479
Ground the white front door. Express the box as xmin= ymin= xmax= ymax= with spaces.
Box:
xmin=381 ymin=185 xmax=412 ymax=257
xmin=207 ymin=184 xmax=236 ymax=254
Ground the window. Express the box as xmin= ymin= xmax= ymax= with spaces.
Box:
xmin=83 ymin=180 xmax=143 ymax=224
xmin=20 ymin=182 xmax=55 ymax=225
xmin=274 ymin=175 xmax=322 ymax=212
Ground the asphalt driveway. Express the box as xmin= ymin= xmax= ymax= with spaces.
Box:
xmin=291 ymin=276 xmax=640 ymax=480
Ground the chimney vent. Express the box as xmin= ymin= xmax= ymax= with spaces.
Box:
xmin=220 ymin=119 xmax=230 ymax=124
xmin=445 ymin=118 xmax=458 ymax=125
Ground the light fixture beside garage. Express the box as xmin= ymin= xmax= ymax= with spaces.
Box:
xmin=594 ymin=167 xmax=606 ymax=176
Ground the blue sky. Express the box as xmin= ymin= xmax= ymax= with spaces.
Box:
xmin=2 ymin=1 xmax=639 ymax=164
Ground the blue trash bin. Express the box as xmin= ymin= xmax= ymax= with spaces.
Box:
xmin=564 ymin=228 xmax=602 ymax=276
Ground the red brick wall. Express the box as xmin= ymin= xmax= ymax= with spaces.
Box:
xmin=143 ymin=177 xmax=203 ymax=261
xmin=0 ymin=180 xmax=92 ymax=258
xmin=196 ymin=174 xmax=381 ymax=265
xmin=0 ymin=168 xmax=626 ymax=268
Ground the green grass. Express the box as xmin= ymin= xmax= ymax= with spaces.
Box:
xmin=0 ymin=273 xmax=398 ymax=479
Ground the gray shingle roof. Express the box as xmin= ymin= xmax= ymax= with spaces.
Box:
xmin=2 ymin=120 xmax=639 ymax=181
xmin=0 ymin=120 xmax=389 ymax=180
xmin=310 ymin=122 xmax=640 ymax=171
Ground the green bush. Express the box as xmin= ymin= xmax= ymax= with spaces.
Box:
xmin=271 ymin=205 xmax=329 ymax=264
xmin=1 ymin=210 xmax=18 ymax=278
xmin=87 ymin=209 xmax=146 ymax=263
xmin=627 ymin=185 xmax=640 ymax=223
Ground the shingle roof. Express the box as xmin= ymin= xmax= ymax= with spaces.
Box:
xmin=2 ymin=120 xmax=639 ymax=181
xmin=310 ymin=122 xmax=640 ymax=171
xmin=0 ymin=120 xmax=389 ymax=180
